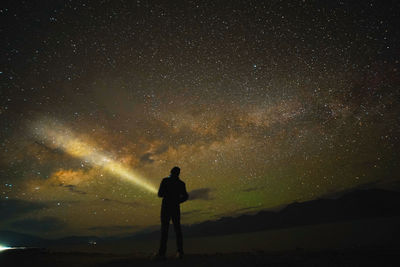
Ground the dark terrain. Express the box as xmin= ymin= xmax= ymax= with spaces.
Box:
xmin=0 ymin=247 xmax=399 ymax=267
xmin=1 ymin=189 xmax=399 ymax=265
xmin=2 ymin=189 xmax=400 ymax=248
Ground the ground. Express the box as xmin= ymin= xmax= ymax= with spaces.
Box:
xmin=0 ymin=248 xmax=399 ymax=267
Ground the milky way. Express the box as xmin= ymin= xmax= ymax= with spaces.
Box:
xmin=1 ymin=1 xmax=399 ymax=237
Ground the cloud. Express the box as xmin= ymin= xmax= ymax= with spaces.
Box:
xmin=11 ymin=216 xmax=66 ymax=232
xmin=25 ymin=168 xmax=96 ymax=195
xmin=0 ymin=199 xmax=47 ymax=220
xmin=48 ymin=169 xmax=95 ymax=186
xmin=241 ymin=187 xmax=258 ymax=192
xmin=181 ymin=210 xmax=198 ymax=216
xmin=88 ymin=225 xmax=139 ymax=232
xmin=232 ymin=206 xmax=261 ymax=213
xmin=139 ymin=144 xmax=169 ymax=164
xmin=63 ymin=185 xmax=87 ymax=195
xmin=216 ymin=205 xmax=262 ymax=218
xmin=181 ymin=209 xmax=209 ymax=216
xmin=189 ymin=188 xmax=212 ymax=200
xmin=241 ymin=185 xmax=267 ymax=192
xmin=140 ymin=153 xmax=154 ymax=163
xmin=100 ymin=198 xmax=144 ymax=207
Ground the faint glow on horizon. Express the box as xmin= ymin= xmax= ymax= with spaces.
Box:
xmin=31 ymin=119 xmax=157 ymax=194
xmin=0 ymin=245 xmax=13 ymax=252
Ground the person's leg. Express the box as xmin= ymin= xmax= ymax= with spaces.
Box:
xmin=159 ymin=207 xmax=170 ymax=256
xmin=171 ymin=207 xmax=183 ymax=254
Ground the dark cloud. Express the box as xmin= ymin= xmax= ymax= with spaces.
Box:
xmin=233 ymin=206 xmax=262 ymax=213
xmin=155 ymin=144 xmax=169 ymax=154
xmin=139 ymin=144 xmax=169 ymax=164
xmin=140 ymin=153 xmax=154 ymax=163
xmin=181 ymin=209 xmax=201 ymax=216
xmin=241 ymin=187 xmax=259 ymax=192
xmin=100 ymin=198 xmax=143 ymax=207
xmin=63 ymin=185 xmax=87 ymax=195
xmin=189 ymin=188 xmax=212 ymax=200
xmin=11 ymin=216 xmax=66 ymax=232
xmin=216 ymin=206 xmax=262 ymax=218
xmin=241 ymin=185 xmax=268 ymax=192
xmin=181 ymin=209 xmax=210 ymax=216
xmin=0 ymin=199 xmax=47 ymax=220
xmin=88 ymin=225 xmax=138 ymax=232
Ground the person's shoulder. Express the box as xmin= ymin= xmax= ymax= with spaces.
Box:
xmin=161 ymin=177 xmax=169 ymax=183
xmin=178 ymin=179 xmax=186 ymax=185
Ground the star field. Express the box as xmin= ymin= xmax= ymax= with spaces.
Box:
xmin=0 ymin=0 xmax=399 ymax=237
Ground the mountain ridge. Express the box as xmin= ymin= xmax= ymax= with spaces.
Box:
xmin=1 ymin=188 xmax=399 ymax=246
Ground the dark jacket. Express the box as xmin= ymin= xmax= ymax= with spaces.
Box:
xmin=158 ymin=176 xmax=189 ymax=206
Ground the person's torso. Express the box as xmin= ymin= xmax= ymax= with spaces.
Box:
xmin=162 ymin=177 xmax=184 ymax=206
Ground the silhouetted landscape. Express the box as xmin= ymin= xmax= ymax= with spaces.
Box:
xmin=2 ymin=188 xmax=400 ymax=247
xmin=1 ymin=188 xmax=400 ymax=265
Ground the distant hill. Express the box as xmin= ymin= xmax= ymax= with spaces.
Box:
xmin=1 ymin=188 xmax=399 ymax=246
xmin=56 ymin=235 xmax=100 ymax=245
xmin=0 ymin=231 xmax=47 ymax=247
xmin=0 ymin=231 xmax=100 ymax=247
xmin=132 ymin=188 xmax=400 ymax=239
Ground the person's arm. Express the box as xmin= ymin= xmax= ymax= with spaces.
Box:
xmin=179 ymin=183 xmax=189 ymax=203
xmin=158 ymin=179 xmax=165 ymax=198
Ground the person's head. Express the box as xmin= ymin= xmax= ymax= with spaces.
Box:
xmin=170 ymin=166 xmax=180 ymax=177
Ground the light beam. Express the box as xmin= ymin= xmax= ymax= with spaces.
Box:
xmin=0 ymin=245 xmax=13 ymax=252
xmin=31 ymin=119 xmax=157 ymax=194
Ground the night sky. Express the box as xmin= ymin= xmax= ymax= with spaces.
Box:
xmin=1 ymin=0 xmax=399 ymax=238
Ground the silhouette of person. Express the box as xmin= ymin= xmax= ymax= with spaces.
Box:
xmin=157 ymin=166 xmax=189 ymax=259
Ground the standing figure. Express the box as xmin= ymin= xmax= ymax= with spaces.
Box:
xmin=157 ymin=166 xmax=189 ymax=259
